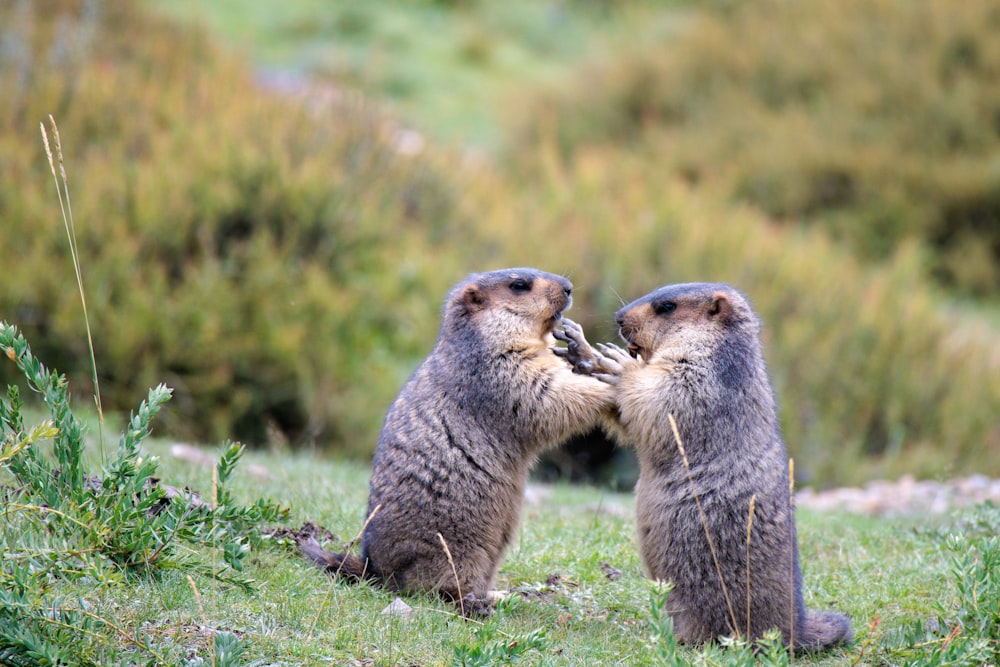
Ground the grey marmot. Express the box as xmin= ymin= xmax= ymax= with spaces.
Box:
xmin=301 ymin=268 xmax=617 ymax=615
xmin=558 ymin=282 xmax=851 ymax=649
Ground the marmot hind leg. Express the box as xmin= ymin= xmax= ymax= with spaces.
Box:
xmin=298 ymin=537 xmax=374 ymax=582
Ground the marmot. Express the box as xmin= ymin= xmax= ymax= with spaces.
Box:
xmin=559 ymin=282 xmax=851 ymax=649
xmin=301 ymin=268 xmax=617 ymax=615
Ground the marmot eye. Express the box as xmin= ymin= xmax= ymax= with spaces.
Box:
xmin=509 ymin=279 xmax=531 ymax=292
xmin=653 ymin=301 xmax=676 ymax=315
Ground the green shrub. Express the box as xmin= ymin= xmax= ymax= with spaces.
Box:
xmin=0 ymin=0 xmax=478 ymax=452
xmin=515 ymin=0 xmax=1000 ymax=296
xmin=6 ymin=1 xmax=1000 ymax=487
xmin=452 ymin=624 xmax=548 ymax=667
xmin=463 ymin=146 xmax=1000 ymax=484
xmin=0 ymin=321 xmax=285 ymax=664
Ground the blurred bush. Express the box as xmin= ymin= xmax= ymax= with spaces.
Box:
xmin=467 ymin=145 xmax=1000 ymax=484
xmin=514 ymin=0 xmax=1000 ymax=297
xmin=0 ymin=0 xmax=486 ymax=453
xmin=3 ymin=0 xmax=999 ymax=486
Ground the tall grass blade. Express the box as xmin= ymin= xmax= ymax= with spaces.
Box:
xmin=40 ymin=115 xmax=105 ymax=464
xmin=747 ymin=494 xmax=756 ymax=640
xmin=789 ymin=458 xmax=795 ymax=656
xmin=668 ymin=413 xmax=740 ymax=639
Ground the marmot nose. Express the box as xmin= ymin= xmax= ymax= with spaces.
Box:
xmin=615 ymin=312 xmax=625 ymax=327
xmin=555 ymin=275 xmax=572 ymax=297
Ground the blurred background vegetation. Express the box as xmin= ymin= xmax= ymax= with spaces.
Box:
xmin=2 ymin=0 xmax=998 ymax=488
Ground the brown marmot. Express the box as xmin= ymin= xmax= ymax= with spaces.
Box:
xmin=300 ymin=268 xmax=617 ymax=615
xmin=558 ymin=282 xmax=852 ymax=649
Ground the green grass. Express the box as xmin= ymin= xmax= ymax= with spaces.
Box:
xmin=4 ymin=429 xmax=987 ymax=665
xmin=0 ymin=328 xmax=993 ymax=663
xmin=144 ymin=0 xmax=685 ymax=150
xmin=155 ymin=443 xmax=653 ymax=664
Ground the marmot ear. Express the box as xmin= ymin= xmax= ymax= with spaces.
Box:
xmin=707 ymin=292 xmax=732 ymax=321
xmin=461 ymin=283 xmax=487 ymax=312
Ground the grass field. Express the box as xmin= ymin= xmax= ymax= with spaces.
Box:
xmin=0 ymin=326 xmax=994 ymax=663
xmin=3 ymin=432 xmax=985 ymax=665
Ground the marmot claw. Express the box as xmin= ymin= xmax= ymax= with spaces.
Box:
xmin=554 ymin=317 xmax=600 ymax=374
xmin=596 ymin=343 xmax=633 ymax=366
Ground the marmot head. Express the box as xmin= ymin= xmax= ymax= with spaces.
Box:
xmin=615 ymin=282 xmax=759 ymax=363
xmin=445 ymin=268 xmax=573 ymax=345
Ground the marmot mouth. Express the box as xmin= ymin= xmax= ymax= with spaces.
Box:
xmin=619 ymin=326 xmax=641 ymax=358
xmin=546 ymin=312 xmax=565 ymax=333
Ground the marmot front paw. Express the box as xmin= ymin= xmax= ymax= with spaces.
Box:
xmin=554 ymin=319 xmax=627 ymax=385
xmin=553 ymin=318 xmax=600 ymax=374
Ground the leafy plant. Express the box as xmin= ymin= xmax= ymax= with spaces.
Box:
xmin=0 ymin=321 xmax=287 ymax=665
xmin=876 ymin=615 xmax=993 ymax=666
xmin=947 ymin=533 xmax=1000 ymax=644
xmin=647 ymin=582 xmax=680 ymax=661
xmin=861 ymin=504 xmax=1000 ymax=666
xmin=181 ymin=631 xmax=247 ymax=667
xmin=452 ymin=624 xmax=548 ymax=667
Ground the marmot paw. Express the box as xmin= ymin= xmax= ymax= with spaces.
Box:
xmin=459 ymin=592 xmax=495 ymax=618
xmin=593 ymin=343 xmax=636 ymax=381
xmin=553 ymin=318 xmax=601 ymax=374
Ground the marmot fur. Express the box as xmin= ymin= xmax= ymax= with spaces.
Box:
xmin=560 ymin=282 xmax=852 ymax=649
xmin=301 ymin=268 xmax=617 ymax=615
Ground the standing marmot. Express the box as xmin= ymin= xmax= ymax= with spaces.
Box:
xmin=301 ymin=268 xmax=617 ymax=615
xmin=558 ymin=282 xmax=851 ymax=649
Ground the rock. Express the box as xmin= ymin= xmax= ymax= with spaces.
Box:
xmin=797 ymin=474 xmax=1000 ymax=516
xmin=524 ymin=484 xmax=552 ymax=505
xmin=170 ymin=443 xmax=215 ymax=468
xmin=380 ymin=598 xmax=413 ymax=619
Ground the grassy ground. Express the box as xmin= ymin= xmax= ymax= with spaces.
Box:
xmin=55 ymin=435 xmax=978 ymax=665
